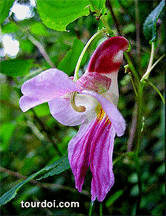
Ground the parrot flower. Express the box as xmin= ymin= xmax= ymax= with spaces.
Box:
xmin=19 ymin=36 xmax=129 ymax=202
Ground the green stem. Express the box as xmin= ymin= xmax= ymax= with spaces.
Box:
xmin=136 ymin=83 xmax=144 ymax=155
xmin=147 ymin=42 xmax=155 ymax=73
xmin=113 ymin=151 xmax=134 ymax=165
xmin=89 ymin=201 xmax=94 ymax=215
xmin=73 ymin=28 xmax=106 ymax=81
xmin=100 ymin=15 xmax=116 ymax=36
xmin=135 ymin=0 xmax=141 ymax=74
xmin=134 ymin=153 xmax=142 ymax=215
xmin=89 ymin=0 xmax=115 ymax=36
xmin=124 ymin=52 xmax=140 ymax=91
xmin=133 ymin=86 xmax=143 ymax=215
xmin=130 ymin=73 xmax=138 ymax=97
xmin=106 ymin=0 xmax=121 ymax=36
xmin=140 ymin=42 xmax=155 ymax=81
xmin=145 ymin=79 xmax=165 ymax=104
xmin=99 ymin=202 xmax=103 ymax=215
xmin=141 ymin=53 xmax=165 ymax=82
xmin=124 ymin=52 xmax=139 ymax=82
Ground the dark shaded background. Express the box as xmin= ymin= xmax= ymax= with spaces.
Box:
xmin=0 ymin=0 xmax=165 ymax=215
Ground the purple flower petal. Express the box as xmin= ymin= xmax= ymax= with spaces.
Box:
xmin=68 ymin=115 xmax=115 ymax=201
xmin=90 ymin=118 xmax=115 ymax=202
xmin=68 ymin=122 xmax=93 ymax=191
xmin=19 ymin=69 xmax=80 ymax=112
xmin=86 ymin=36 xmax=129 ymax=74
xmin=82 ymin=90 xmax=126 ymax=136
xmin=19 ymin=96 xmax=47 ymax=112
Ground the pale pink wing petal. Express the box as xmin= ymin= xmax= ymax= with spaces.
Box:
xmin=82 ymin=90 xmax=126 ymax=137
xmin=19 ymin=96 xmax=47 ymax=113
xmin=87 ymin=36 xmax=129 ymax=74
xmin=19 ymin=69 xmax=80 ymax=112
xmin=90 ymin=119 xmax=115 ymax=202
xmin=48 ymin=98 xmax=86 ymax=126
xmin=48 ymin=93 xmax=100 ymax=126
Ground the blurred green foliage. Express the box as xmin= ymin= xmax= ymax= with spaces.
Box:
xmin=0 ymin=0 xmax=165 ymax=215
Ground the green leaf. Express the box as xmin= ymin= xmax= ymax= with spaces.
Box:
xmin=0 ymin=155 xmax=70 ymax=206
xmin=0 ymin=0 xmax=15 ymax=24
xmin=58 ymin=38 xmax=88 ymax=75
xmin=89 ymin=0 xmax=106 ymax=13
xmin=1 ymin=22 xmax=19 ymax=33
xmin=30 ymin=22 xmax=49 ymax=36
xmin=123 ymin=23 xmax=135 ymax=34
xmin=36 ymin=0 xmax=90 ymax=31
xmin=143 ymin=0 xmax=165 ymax=42
xmin=33 ymin=103 xmax=50 ymax=117
xmin=37 ymin=155 xmax=70 ymax=180
xmin=106 ymin=190 xmax=123 ymax=207
xmin=0 ymin=122 xmax=17 ymax=152
xmin=0 ymin=59 xmax=34 ymax=77
xmin=20 ymin=40 xmax=34 ymax=54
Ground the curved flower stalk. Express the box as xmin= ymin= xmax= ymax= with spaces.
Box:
xmin=19 ymin=36 xmax=129 ymax=202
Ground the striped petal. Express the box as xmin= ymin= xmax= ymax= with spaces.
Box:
xmin=68 ymin=121 xmax=93 ymax=191
xmin=90 ymin=117 xmax=115 ymax=202
xmin=68 ymin=111 xmax=115 ymax=201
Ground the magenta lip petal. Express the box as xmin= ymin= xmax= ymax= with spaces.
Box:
xmin=90 ymin=119 xmax=115 ymax=202
xmin=68 ymin=121 xmax=95 ymax=191
xmin=19 ymin=68 xmax=80 ymax=112
xmin=68 ymin=114 xmax=115 ymax=202
xmin=87 ymin=36 xmax=129 ymax=74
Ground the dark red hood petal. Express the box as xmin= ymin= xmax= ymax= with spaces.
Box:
xmin=87 ymin=36 xmax=129 ymax=74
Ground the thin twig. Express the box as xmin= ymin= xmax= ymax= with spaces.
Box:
xmin=146 ymin=42 xmax=155 ymax=74
xmin=141 ymin=53 xmax=165 ymax=82
xmin=135 ymin=0 xmax=141 ymax=74
xmin=31 ymin=110 xmax=63 ymax=157
xmin=0 ymin=166 xmax=50 ymax=190
xmin=0 ymin=99 xmax=20 ymax=110
xmin=145 ymin=79 xmax=165 ymax=104
xmin=28 ymin=35 xmax=55 ymax=68
xmin=0 ymin=166 xmax=90 ymax=197
xmin=74 ymin=28 xmax=106 ymax=81
xmin=106 ymin=0 xmax=122 ymax=36
xmin=127 ymin=103 xmax=138 ymax=152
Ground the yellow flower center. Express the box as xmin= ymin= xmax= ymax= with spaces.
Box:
xmin=96 ymin=105 xmax=110 ymax=123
